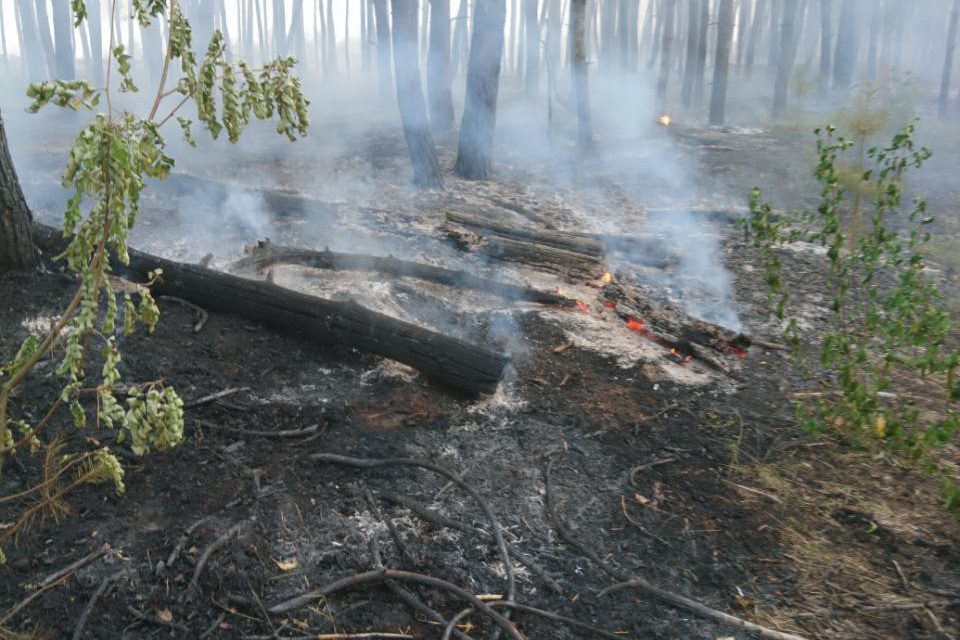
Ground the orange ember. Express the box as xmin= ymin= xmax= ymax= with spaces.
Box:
xmin=603 ymin=300 xmax=617 ymax=308
xmin=575 ymin=300 xmax=591 ymax=313
xmin=626 ymin=317 xmax=645 ymax=331
xmin=730 ymin=345 xmax=749 ymax=358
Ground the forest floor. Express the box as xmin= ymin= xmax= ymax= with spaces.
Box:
xmin=1 ymin=110 xmax=959 ymax=640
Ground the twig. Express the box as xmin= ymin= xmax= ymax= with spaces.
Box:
xmin=724 ymin=480 xmax=783 ymax=504
xmin=364 ymin=488 xmax=418 ymax=566
xmin=1 ymin=546 xmax=108 ymax=627
xmin=860 ymin=599 xmax=960 ymax=612
xmin=441 ymin=608 xmax=478 ymax=640
xmin=166 ymin=514 xmax=213 ymax=568
xmin=628 ymin=456 xmax=677 ymax=486
xmin=203 ymin=421 xmax=322 ymax=439
xmin=267 ymin=569 xmax=522 ymax=640
xmin=310 ymin=454 xmax=515 ymax=605
xmin=444 ymin=601 xmax=626 ymax=640
xmin=159 ymin=295 xmax=209 ymax=332
xmin=750 ymin=338 xmax=791 ymax=352
xmin=186 ymin=387 xmax=250 ymax=409
xmin=126 ymin=605 xmax=190 ymax=631
xmin=72 ymin=570 xmax=129 ymax=640
xmin=188 ymin=523 xmax=245 ymax=598
xmin=599 ymin=578 xmax=811 ymax=640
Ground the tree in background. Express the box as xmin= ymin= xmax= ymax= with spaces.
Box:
xmin=940 ymin=0 xmax=960 ymax=118
xmin=428 ymin=0 xmax=455 ymax=132
xmin=709 ymin=0 xmax=735 ymax=124
xmin=570 ymin=0 xmax=592 ymax=155
xmin=0 ymin=110 xmax=37 ymax=271
xmin=454 ymin=0 xmax=507 ymax=180
xmin=392 ymin=0 xmax=444 ymax=187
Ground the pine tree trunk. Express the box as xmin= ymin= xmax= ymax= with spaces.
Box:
xmin=428 ymin=0 xmax=456 ymax=132
xmin=326 ymin=0 xmax=338 ymax=73
xmin=940 ymin=0 xmax=960 ymax=118
xmin=681 ymin=0 xmax=700 ymax=105
xmin=570 ymin=0 xmax=592 ymax=156
xmin=34 ymin=0 xmax=58 ymax=77
xmin=693 ymin=0 xmax=709 ymax=105
xmin=374 ymin=0 xmax=393 ymax=98
xmin=832 ymin=0 xmax=858 ymax=90
xmin=392 ymin=0 xmax=444 ymax=188
xmin=772 ymin=0 xmax=801 ymax=118
xmin=272 ymin=0 xmax=286 ymax=55
xmin=817 ymin=0 xmax=832 ymax=98
xmin=0 ymin=110 xmax=38 ymax=271
xmin=454 ymin=0 xmax=507 ymax=180
xmin=864 ymin=0 xmax=879 ymax=82
xmin=52 ymin=0 xmax=76 ymax=78
xmin=709 ymin=0 xmax=735 ymax=124
xmin=767 ymin=0 xmax=781 ymax=75
xmin=452 ymin=0 xmax=469 ymax=77
xmin=656 ymin=0 xmax=675 ymax=102
xmin=745 ymin=0 xmax=766 ymax=76
xmin=524 ymin=0 xmax=540 ymax=92
xmin=736 ymin=0 xmax=753 ymax=66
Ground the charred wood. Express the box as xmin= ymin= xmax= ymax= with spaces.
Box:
xmin=233 ymin=241 xmax=575 ymax=307
xmin=32 ymin=224 xmax=508 ymax=396
xmin=445 ymin=210 xmax=604 ymax=258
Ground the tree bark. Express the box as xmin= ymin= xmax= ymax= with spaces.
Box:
xmin=656 ymin=0 xmax=676 ymax=103
xmin=693 ymin=0 xmax=709 ymax=105
xmin=428 ymin=0 xmax=456 ymax=132
xmin=0 ymin=110 xmax=38 ymax=271
xmin=524 ymin=0 xmax=540 ymax=93
xmin=940 ymin=0 xmax=960 ymax=118
xmin=745 ymin=0 xmax=766 ymax=76
xmin=15 ymin=0 xmax=47 ymax=78
xmin=832 ymin=0 xmax=858 ymax=90
xmin=31 ymin=226 xmax=507 ymax=396
xmin=570 ymin=0 xmax=592 ymax=156
xmin=736 ymin=0 xmax=753 ymax=66
xmin=772 ymin=0 xmax=802 ymax=118
xmin=454 ymin=0 xmax=507 ymax=180
xmin=34 ymin=0 xmax=58 ymax=77
xmin=681 ymin=0 xmax=701 ymax=105
xmin=52 ymin=0 xmax=76 ymax=78
xmin=391 ymin=0 xmax=445 ymax=188
xmin=709 ymin=0 xmax=735 ymax=125
xmin=373 ymin=0 xmax=394 ymax=98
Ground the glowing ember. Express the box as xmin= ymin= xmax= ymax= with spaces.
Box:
xmin=603 ymin=300 xmax=617 ymax=308
xmin=729 ymin=345 xmax=749 ymax=358
xmin=626 ymin=317 xmax=645 ymax=331
xmin=658 ymin=114 xmax=671 ymax=127
xmin=670 ymin=347 xmax=694 ymax=364
xmin=575 ymin=300 xmax=591 ymax=313
xmin=601 ymin=271 xmax=613 ymax=284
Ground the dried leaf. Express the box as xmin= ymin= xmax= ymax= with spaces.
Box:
xmin=275 ymin=557 xmax=299 ymax=571
xmin=634 ymin=493 xmax=650 ymax=504
xmin=156 ymin=608 xmax=173 ymax=622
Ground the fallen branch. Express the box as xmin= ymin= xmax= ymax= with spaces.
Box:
xmin=443 ymin=601 xmax=626 ymax=640
xmin=186 ymin=387 xmax=251 ymax=409
xmin=188 ymin=523 xmax=245 ymax=599
xmin=267 ymin=569 xmax=523 ymax=640
xmin=71 ymin=570 xmax=129 ymax=640
xmin=599 ymin=578 xmax=810 ymax=640
xmin=233 ymin=241 xmax=575 ymax=308
xmin=310 ymin=454 xmax=515 ymax=607
xmin=201 ymin=421 xmax=323 ymax=439
xmin=159 ymin=295 xmax=209 ymax=332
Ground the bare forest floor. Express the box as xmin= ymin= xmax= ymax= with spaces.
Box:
xmin=1 ymin=109 xmax=959 ymax=640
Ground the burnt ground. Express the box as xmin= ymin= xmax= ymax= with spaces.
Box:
xmin=2 ymin=112 xmax=960 ymax=640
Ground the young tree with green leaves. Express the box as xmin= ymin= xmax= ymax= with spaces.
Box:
xmin=0 ymin=0 xmax=309 ymax=568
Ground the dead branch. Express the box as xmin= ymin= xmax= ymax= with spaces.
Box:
xmin=186 ymin=387 xmax=251 ymax=409
xmin=188 ymin=523 xmax=245 ymax=599
xmin=444 ymin=601 xmax=626 ymax=640
xmin=310 ymin=454 xmax=515 ymax=607
xmin=71 ymin=570 xmax=129 ymax=640
xmin=267 ymin=569 xmax=523 ymax=640
xmin=599 ymin=578 xmax=811 ymax=640
xmin=159 ymin=295 xmax=209 ymax=332
xmin=165 ymin=515 xmax=213 ymax=569
xmin=201 ymin=421 xmax=323 ymax=439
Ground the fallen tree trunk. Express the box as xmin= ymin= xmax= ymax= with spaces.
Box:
xmin=445 ymin=211 xmax=604 ymax=258
xmin=233 ymin=241 xmax=574 ymax=307
xmin=32 ymin=224 xmax=508 ymax=396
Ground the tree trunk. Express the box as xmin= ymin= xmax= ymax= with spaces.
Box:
xmin=52 ymin=0 xmax=76 ymax=78
xmin=832 ymin=0 xmax=858 ymax=90
xmin=0 ymin=110 xmax=38 ymax=271
xmin=391 ymin=0 xmax=445 ymax=188
xmin=941 ymin=0 xmax=960 ymax=118
xmin=326 ymin=0 xmax=338 ymax=74
xmin=772 ymin=0 xmax=801 ymax=118
xmin=570 ymin=0 xmax=592 ymax=156
xmin=15 ymin=0 xmax=47 ymax=78
xmin=745 ymin=0 xmax=766 ymax=76
xmin=693 ymin=0 xmax=709 ymax=105
xmin=428 ymin=0 xmax=455 ymax=132
xmin=709 ymin=0 xmax=735 ymax=125
xmin=546 ymin=0 xmax=563 ymax=73
xmin=454 ymin=0 xmax=507 ymax=180
xmin=34 ymin=0 xmax=58 ymax=77
xmin=524 ymin=0 xmax=540 ymax=92
xmin=452 ymin=0 xmax=469 ymax=77
xmin=864 ymin=0 xmax=879 ymax=82
xmin=767 ymin=0 xmax=780 ymax=75
xmin=271 ymin=0 xmax=287 ymax=55
xmin=817 ymin=0 xmax=832 ymax=98
xmin=656 ymin=0 xmax=675 ymax=102
xmin=736 ymin=0 xmax=753 ymax=66
xmin=374 ymin=0 xmax=393 ymax=98
xmin=681 ymin=0 xmax=700 ymax=105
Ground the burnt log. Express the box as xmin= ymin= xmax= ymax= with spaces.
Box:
xmin=233 ymin=241 xmax=574 ymax=307
xmin=446 ymin=211 xmax=603 ymax=258
xmin=31 ymin=224 xmax=508 ymax=396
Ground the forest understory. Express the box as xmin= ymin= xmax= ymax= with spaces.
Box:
xmin=2 ymin=115 xmax=959 ymax=640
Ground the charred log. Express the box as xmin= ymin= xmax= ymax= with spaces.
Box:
xmin=445 ymin=211 xmax=604 ymax=258
xmin=32 ymin=224 xmax=508 ymax=396
xmin=233 ymin=240 xmax=575 ymax=307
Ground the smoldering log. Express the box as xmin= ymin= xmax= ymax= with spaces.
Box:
xmin=445 ymin=211 xmax=604 ymax=258
xmin=233 ymin=241 xmax=575 ymax=307
xmin=31 ymin=224 xmax=508 ymax=396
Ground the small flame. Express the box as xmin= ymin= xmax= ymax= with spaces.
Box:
xmin=670 ymin=347 xmax=694 ymax=364
xmin=601 ymin=271 xmax=613 ymax=285
xmin=626 ymin=317 xmax=645 ymax=332
xmin=658 ymin=114 xmax=671 ymax=127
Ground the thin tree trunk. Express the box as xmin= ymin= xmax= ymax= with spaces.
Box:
xmin=14 ymin=0 xmax=45 ymax=78
xmin=832 ymin=0 xmax=858 ymax=90
xmin=681 ymin=0 xmax=700 ymax=105
xmin=817 ymin=0 xmax=832 ymax=98
xmin=254 ymin=0 xmax=266 ymax=58
xmin=374 ymin=0 xmax=394 ymax=97
xmin=547 ymin=0 xmax=563 ymax=73
xmin=524 ymin=0 xmax=540 ymax=92
xmin=736 ymin=0 xmax=752 ymax=67
xmin=648 ymin=0 xmax=663 ymax=68
xmin=767 ymin=0 xmax=780 ymax=75
xmin=940 ymin=0 xmax=960 ymax=118
xmin=772 ymin=0 xmax=801 ymax=118
xmin=392 ymin=0 xmax=444 ymax=188
xmin=361 ymin=0 xmax=371 ymax=71
xmin=656 ymin=0 xmax=675 ymax=102
xmin=273 ymin=0 xmax=287 ymax=55
xmin=52 ymin=0 xmax=76 ymax=78
xmin=454 ymin=0 xmax=507 ymax=180
xmin=709 ymin=0 xmax=735 ymax=124
xmin=327 ymin=0 xmax=338 ymax=73
xmin=865 ymin=0 xmax=879 ymax=82
xmin=35 ymin=0 xmax=58 ymax=77
xmin=570 ymin=0 xmax=592 ymax=155
xmin=428 ymin=0 xmax=455 ymax=132
xmin=693 ymin=0 xmax=708 ymax=105
xmin=0 ymin=110 xmax=38 ymax=271
xmin=745 ymin=0 xmax=766 ymax=76
xmin=452 ymin=0 xmax=469 ymax=77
